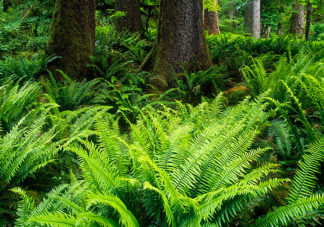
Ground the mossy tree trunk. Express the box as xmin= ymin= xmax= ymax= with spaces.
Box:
xmin=153 ymin=0 xmax=212 ymax=89
xmin=47 ymin=0 xmax=96 ymax=80
xmin=305 ymin=2 xmax=312 ymax=41
xmin=290 ymin=0 xmax=305 ymax=36
xmin=244 ymin=1 xmax=252 ymax=33
xmin=204 ymin=0 xmax=220 ymax=35
xmin=114 ymin=0 xmax=142 ymax=33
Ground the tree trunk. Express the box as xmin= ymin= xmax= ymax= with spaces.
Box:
xmin=47 ymin=0 xmax=96 ymax=80
xmin=244 ymin=0 xmax=260 ymax=38
xmin=251 ymin=0 xmax=261 ymax=38
xmin=204 ymin=0 xmax=220 ymax=35
xmin=3 ymin=0 xmax=11 ymax=12
xmin=153 ymin=0 xmax=212 ymax=89
xmin=290 ymin=1 xmax=305 ymax=36
xmin=114 ymin=0 xmax=142 ymax=33
xmin=244 ymin=1 xmax=252 ymax=33
xmin=277 ymin=21 xmax=283 ymax=36
xmin=228 ymin=1 xmax=235 ymax=29
xmin=305 ymin=2 xmax=312 ymax=41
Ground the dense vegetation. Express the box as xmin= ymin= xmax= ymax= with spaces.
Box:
xmin=0 ymin=0 xmax=323 ymax=226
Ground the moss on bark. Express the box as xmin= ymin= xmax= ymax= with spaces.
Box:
xmin=290 ymin=1 xmax=305 ymax=36
xmin=204 ymin=0 xmax=220 ymax=35
xmin=47 ymin=0 xmax=96 ymax=80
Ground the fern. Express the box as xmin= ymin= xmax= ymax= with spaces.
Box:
xmin=0 ymin=80 xmax=41 ymax=132
xmin=0 ymin=107 xmax=60 ymax=188
xmin=14 ymin=93 xmax=295 ymax=226
xmin=268 ymin=119 xmax=293 ymax=159
xmin=257 ymin=137 xmax=324 ymax=226
xmin=43 ymin=70 xmax=102 ymax=111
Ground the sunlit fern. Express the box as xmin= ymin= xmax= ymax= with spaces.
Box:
xmin=17 ymin=93 xmax=288 ymax=226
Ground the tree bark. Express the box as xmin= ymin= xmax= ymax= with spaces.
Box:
xmin=244 ymin=0 xmax=260 ymax=38
xmin=305 ymin=2 xmax=312 ymax=41
xmin=251 ymin=0 xmax=261 ymax=38
xmin=114 ymin=0 xmax=142 ymax=33
xmin=153 ymin=0 xmax=212 ymax=87
xmin=290 ymin=1 xmax=305 ymax=36
xmin=47 ymin=0 xmax=96 ymax=80
xmin=204 ymin=0 xmax=220 ymax=35
xmin=244 ymin=1 xmax=253 ymax=33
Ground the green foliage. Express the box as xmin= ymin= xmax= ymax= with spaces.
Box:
xmin=207 ymin=33 xmax=324 ymax=76
xmin=1 ymin=2 xmax=324 ymax=226
xmin=312 ymin=23 xmax=324 ymax=41
xmin=257 ymin=137 xmax=324 ymax=226
xmin=242 ymin=50 xmax=323 ymax=102
xmin=43 ymin=70 xmax=102 ymax=111
xmin=0 ymin=53 xmax=49 ymax=82
xmin=15 ymin=94 xmax=291 ymax=226
xmin=0 ymin=106 xmax=60 ymax=189
xmin=0 ymin=80 xmax=41 ymax=132
xmin=0 ymin=105 xmax=62 ymax=224
xmin=0 ymin=0 xmax=53 ymax=56
xmin=268 ymin=119 xmax=293 ymax=160
xmin=91 ymin=25 xmax=150 ymax=80
xmin=171 ymin=66 xmax=228 ymax=104
xmin=242 ymin=51 xmax=323 ymax=152
xmin=203 ymin=0 xmax=220 ymax=12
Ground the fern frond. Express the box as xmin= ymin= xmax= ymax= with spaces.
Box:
xmin=287 ymin=138 xmax=324 ymax=203
xmin=257 ymin=194 xmax=324 ymax=227
xmin=86 ymin=192 xmax=139 ymax=227
xmin=28 ymin=212 xmax=77 ymax=227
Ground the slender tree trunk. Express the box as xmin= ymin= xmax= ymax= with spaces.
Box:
xmin=228 ymin=1 xmax=235 ymax=30
xmin=152 ymin=0 xmax=212 ymax=89
xmin=3 ymin=0 xmax=11 ymax=12
xmin=115 ymin=0 xmax=142 ymax=33
xmin=251 ymin=0 xmax=261 ymax=38
xmin=305 ymin=2 xmax=312 ymax=41
xmin=204 ymin=0 xmax=220 ymax=35
xmin=47 ymin=0 xmax=96 ymax=80
xmin=244 ymin=0 xmax=260 ymax=38
xmin=290 ymin=1 xmax=305 ymax=36
xmin=244 ymin=1 xmax=252 ymax=33
xmin=277 ymin=21 xmax=283 ymax=36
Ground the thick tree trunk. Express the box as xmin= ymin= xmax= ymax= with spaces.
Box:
xmin=47 ymin=0 xmax=96 ymax=80
xmin=305 ymin=2 xmax=312 ymax=41
xmin=3 ymin=0 xmax=11 ymax=12
xmin=290 ymin=1 xmax=305 ymax=36
xmin=153 ymin=0 xmax=212 ymax=89
xmin=115 ymin=0 xmax=142 ymax=33
xmin=251 ymin=0 xmax=261 ymax=38
xmin=204 ymin=0 xmax=220 ymax=35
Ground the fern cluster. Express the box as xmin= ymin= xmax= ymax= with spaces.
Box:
xmin=12 ymin=93 xmax=294 ymax=226
xmin=257 ymin=138 xmax=324 ymax=226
